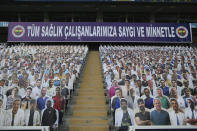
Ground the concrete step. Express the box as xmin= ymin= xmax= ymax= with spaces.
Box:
xmin=67 ymin=52 xmax=108 ymax=131
xmin=82 ymin=75 xmax=102 ymax=77
xmin=81 ymin=75 xmax=102 ymax=78
xmin=81 ymin=79 xmax=103 ymax=82
xmin=69 ymin=117 xmax=108 ymax=125
xmin=79 ymin=86 xmax=104 ymax=89
xmin=78 ymin=92 xmax=104 ymax=96
xmin=80 ymin=83 xmax=103 ymax=87
xmin=74 ymin=104 xmax=107 ymax=110
xmin=76 ymin=96 xmax=106 ymax=101
xmin=76 ymin=99 xmax=106 ymax=105
xmin=69 ymin=124 xmax=109 ymax=131
xmin=78 ymin=88 xmax=104 ymax=92
xmin=83 ymin=72 xmax=102 ymax=74
xmin=72 ymin=110 xmax=107 ymax=117
xmin=81 ymin=76 xmax=102 ymax=79
xmin=80 ymin=84 xmax=103 ymax=86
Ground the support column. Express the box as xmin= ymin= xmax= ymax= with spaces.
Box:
xmin=150 ymin=13 xmax=155 ymax=23
xmin=71 ymin=13 xmax=74 ymax=22
xmin=125 ymin=14 xmax=128 ymax=23
xmin=177 ymin=13 xmax=180 ymax=23
xmin=96 ymin=10 xmax=103 ymax=22
xmin=18 ymin=13 xmax=21 ymax=22
xmin=44 ymin=12 xmax=49 ymax=22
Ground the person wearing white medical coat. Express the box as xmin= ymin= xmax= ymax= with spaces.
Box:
xmin=115 ymin=98 xmax=134 ymax=130
xmin=4 ymin=99 xmax=25 ymax=126
xmin=24 ymin=99 xmax=40 ymax=126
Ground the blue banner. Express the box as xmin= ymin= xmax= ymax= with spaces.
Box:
xmin=8 ymin=22 xmax=192 ymax=43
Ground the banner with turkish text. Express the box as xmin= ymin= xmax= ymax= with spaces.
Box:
xmin=8 ymin=22 xmax=192 ymax=43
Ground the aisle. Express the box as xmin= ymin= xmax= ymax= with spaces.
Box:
xmin=69 ymin=51 xmax=109 ymax=131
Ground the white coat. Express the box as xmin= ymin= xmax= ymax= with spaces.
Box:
xmin=47 ymin=86 xmax=56 ymax=98
xmin=31 ymin=86 xmax=41 ymax=99
xmin=185 ymin=107 xmax=197 ymax=125
xmin=24 ymin=109 xmax=41 ymax=126
xmin=125 ymin=95 xmax=140 ymax=110
xmin=121 ymin=86 xmax=131 ymax=98
xmin=177 ymin=96 xmax=185 ymax=109
xmin=0 ymin=108 xmax=6 ymax=126
xmin=169 ymin=110 xmax=186 ymax=125
xmin=4 ymin=109 xmax=25 ymax=126
xmin=115 ymin=107 xmax=134 ymax=127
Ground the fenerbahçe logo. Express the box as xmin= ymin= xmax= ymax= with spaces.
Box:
xmin=12 ymin=25 xmax=25 ymax=38
xmin=176 ymin=26 xmax=188 ymax=39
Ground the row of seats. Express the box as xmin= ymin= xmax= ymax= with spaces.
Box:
xmin=0 ymin=44 xmax=88 ymax=130
xmin=99 ymin=45 xmax=197 ymax=129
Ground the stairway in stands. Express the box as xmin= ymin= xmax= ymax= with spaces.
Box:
xmin=69 ymin=51 xmax=109 ymax=131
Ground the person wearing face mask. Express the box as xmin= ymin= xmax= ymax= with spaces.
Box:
xmin=185 ymin=98 xmax=197 ymax=125
xmin=115 ymin=98 xmax=134 ymax=131
xmin=134 ymin=98 xmax=151 ymax=126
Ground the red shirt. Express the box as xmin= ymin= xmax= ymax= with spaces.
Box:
xmin=53 ymin=95 xmax=64 ymax=111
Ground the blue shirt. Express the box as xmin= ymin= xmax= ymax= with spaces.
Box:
xmin=37 ymin=96 xmax=49 ymax=111
xmin=115 ymin=98 xmax=120 ymax=109
xmin=144 ymin=97 xmax=154 ymax=109
xmin=161 ymin=64 xmax=165 ymax=70
xmin=160 ymin=86 xmax=170 ymax=97
xmin=64 ymin=69 xmax=69 ymax=74
xmin=150 ymin=110 xmax=170 ymax=125
xmin=18 ymin=74 xmax=23 ymax=80
xmin=44 ymin=69 xmax=50 ymax=75
xmin=177 ymin=74 xmax=181 ymax=80
xmin=54 ymin=80 xmax=61 ymax=86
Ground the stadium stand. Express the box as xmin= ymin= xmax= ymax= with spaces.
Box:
xmin=100 ymin=45 xmax=197 ymax=128
xmin=0 ymin=45 xmax=88 ymax=130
